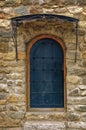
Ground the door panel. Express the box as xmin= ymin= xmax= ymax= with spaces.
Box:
xmin=30 ymin=38 xmax=64 ymax=108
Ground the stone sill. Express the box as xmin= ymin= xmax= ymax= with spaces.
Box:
xmin=24 ymin=121 xmax=66 ymax=130
xmin=26 ymin=111 xmax=66 ymax=114
xmin=27 ymin=108 xmax=66 ymax=113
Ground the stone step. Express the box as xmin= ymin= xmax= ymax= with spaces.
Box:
xmin=24 ymin=121 xmax=66 ymax=130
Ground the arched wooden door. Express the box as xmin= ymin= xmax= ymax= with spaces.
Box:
xmin=27 ymin=35 xmax=66 ymax=110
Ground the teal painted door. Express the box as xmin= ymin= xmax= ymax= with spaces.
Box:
xmin=30 ymin=38 xmax=64 ymax=108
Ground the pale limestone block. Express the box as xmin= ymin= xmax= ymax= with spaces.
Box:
xmin=81 ymin=91 xmax=86 ymax=96
xmin=68 ymin=122 xmax=81 ymax=129
xmin=67 ymin=113 xmax=80 ymax=121
xmin=67 ymin=6 xmax=83 ymax=14
xmin=68 ymin=88 xmax=80 ymax=96
xmin=79 ymin=21 xmax=86 ymax=28
xmin=68 ymin=97 xmax=86 ymax=105
xmin=8 ymin=94 xmax=25 ymax=103
xmin=80 ymin=122 xmax=86 ymax=130
xmin=55 ymin=7 xmax=67 ymax=13
xmin=79 ymin=85 xmax=86 ymax=90
xmin=24 ymin=121 xmax=66 ymax=130
xmin=8 ymin=111 xmax=25 ymax=119
xmin=3 ymin=7 xmax=13 ymax=14
xmin=81 ymin=113 xmax=86 ymax=122
xmin=0 ymin=20 xmax=11 ymax=29
xmin=67 ymin=76 xmax=81 ymax=84
xmin=0 ymin=84 xmax=8 ymax=93
xmin=75 ymin=105 xmax=86 ymax=112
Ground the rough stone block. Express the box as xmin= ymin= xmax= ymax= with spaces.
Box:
xmin=0 ymin=30 xmax=12 ymax=38
xmin=10 ymin=67 xmax=25 ymax=73
xmin=68 ymin=121 xmax=86 ymax=130
xmin=67 ymin=67 xmax=86 ymax=76
xmin=6 ymin=73 xmax=24 ymax=80
xmin=3 ymin=52 xmax=15 ymax=61
xmin=0 ymin=74 xmax=4 ymax=80
xmin=0 ymin=100 xmax=7 ymax=105
xmin=0 ymin=105 xmax=6 ymax=111
xmin=77 ymin=0 xmax=86 ymax=5
xmin=5 ymin=0 xmax=22 ymax=6
xmin=0 ymin=12 xmax=6 ymax=19
xmin=30 ymin=6 xmax=43 ymax=14
xmin=79 ymin=85 xmax=86 ymax=90
xmin=81 ymin=91 xmax=86 ymax=96
xmin=0 ymin=84 xmax=8 ymax=93
xmin=8 ymin=111 xmax=25 ymax=119
xmin=82 ymin=77 xmax=86 ymax=85
xmin=75 ymin=105 xmax=86 ymax=112
xmin=67 ymin=75 xmax=81 ymax=84
xmin=7 ymin=80 xmax=15 ymax=87
xmin=8 ymin=94 xmax=25 ymax=103
xmin=3 ymin=7 xmax=13 ymax=14
xmin=66 ymin=51 xmax=76 ymax=60
xmin=0 ymin=53 xmax=3 ymax=59
xmin=24 ymin=121 xmax=66 ymax=130
xmin=6 ymin=104 xmax=19 ymax=111
xmin=82 ymin=113 xmax=86 ymax=122
xmin=0 ymin=1 xmax=5 ymax=6
xmin=55 ymin=7 xmax=67 ymax=13
xmin=0 ymin=61 xmax=8 ymax=67
xmin=79 ymin=21 xmax=86 ymax=28
xmin=66 ymin=43 xmax=76 ymax=50
xmin=82 ymin=53 xmax=86 ymax=59
xmin=67 ymin=113 xmax=80 ymax=121
xmin=0 ymin=93 xmax=7 ymax=100
xmin=0 ymin=20 xmax=11 ymax=29
xmin=82 ymin=60 xmax=86 ymax=67
xmin=15 ymin=79 xmax=24 ymax=86
xmin=0 ymin=42 xmax=9 ymax=52
xmin=68 ymin=97 xmax=86 ymax=105
xmin=84 ymin=33 xmax=86 ymax=42
xmin=18 ymin=52 xmax=25 ymax=60
xmin=67 ymin=6 xmax=83 ymax=14
xmin=25 ymin=112 xmax=66 ymax=121
xmin=6 ymin=128 xmax=23 ymax=130
xmin=69 ymin=88 xmax=80 ymax=96
xmin=14 ymin=5 xmax=28 ymax=15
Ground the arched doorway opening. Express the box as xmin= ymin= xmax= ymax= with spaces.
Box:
xmin=26 ymin=34 xmax=66 ymax=111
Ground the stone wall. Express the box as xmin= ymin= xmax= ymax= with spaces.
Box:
xmin=0 ymin=0 xmax=86 ymax=130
